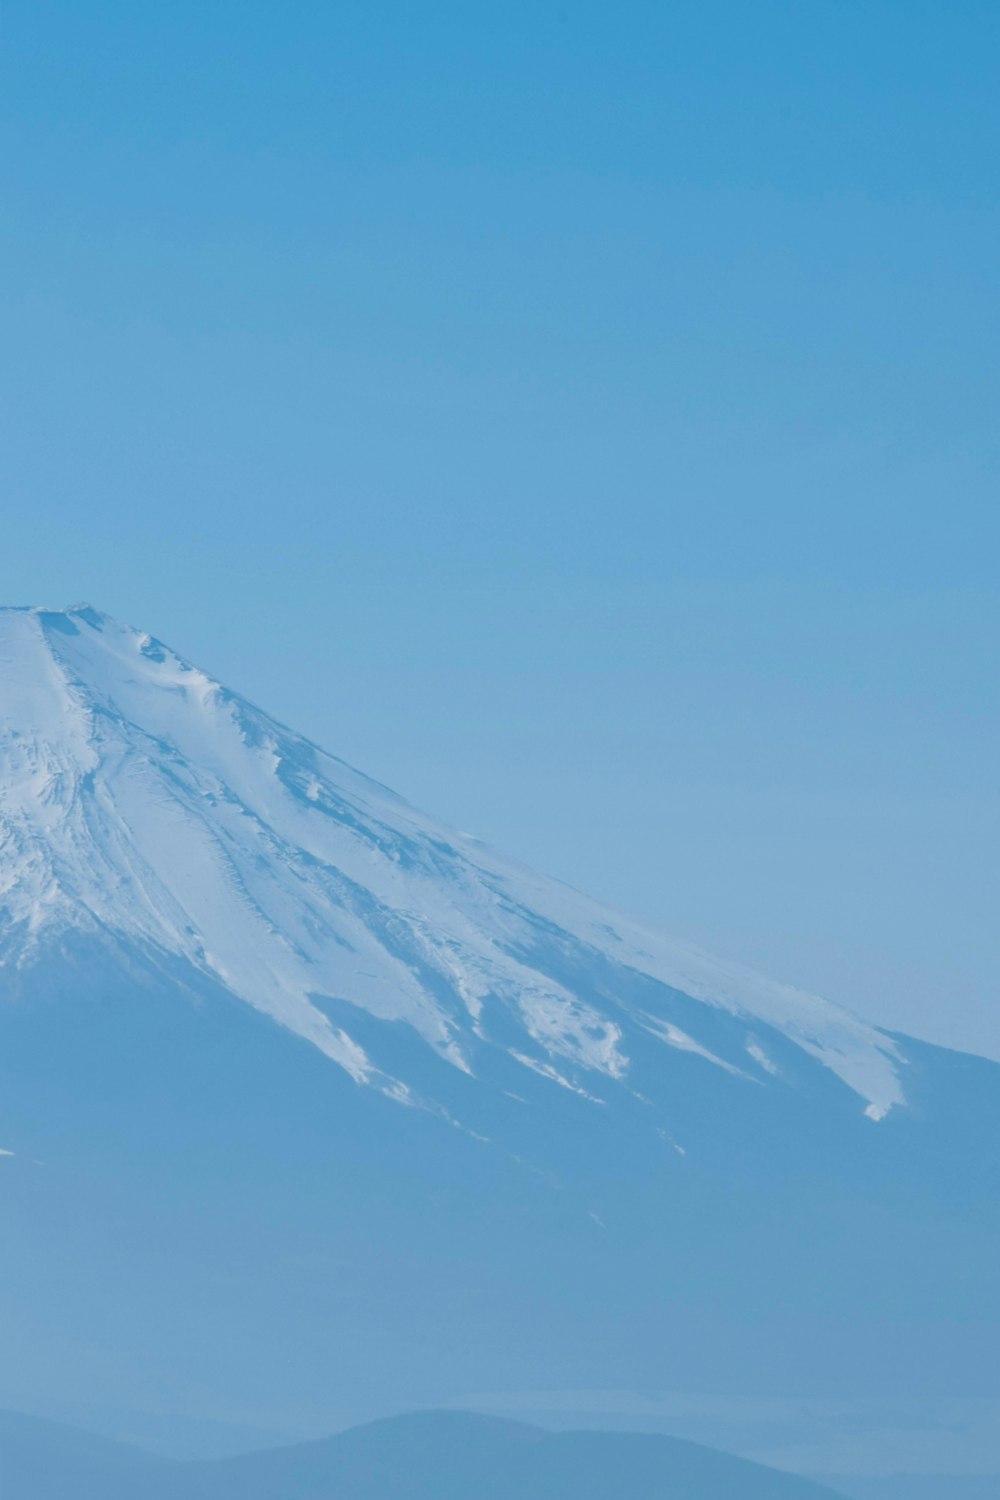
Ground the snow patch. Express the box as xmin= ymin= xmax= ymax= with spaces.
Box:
xmin=511 ymin=1052 xmax=605 ymax=1103
xmin=746 ymin=1038 xmax=780 ymax=1076
xmin=641 ymin=1015 xmax=753 ymax=1080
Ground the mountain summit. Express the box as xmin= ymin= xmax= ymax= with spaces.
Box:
xmin=0 ymin=603 xmax=902 ymax=1125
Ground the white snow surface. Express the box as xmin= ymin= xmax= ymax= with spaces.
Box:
xmin=0 ymin=605 xmax=905 ymax=1117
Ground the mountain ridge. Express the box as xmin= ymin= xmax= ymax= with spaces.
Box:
xmin=0 ymin=1406 xmax=849 ymax=1500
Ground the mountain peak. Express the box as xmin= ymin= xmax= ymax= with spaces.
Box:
xmin=1 ymin=601 xmax=107 ymax=622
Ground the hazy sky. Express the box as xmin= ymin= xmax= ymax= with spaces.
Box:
xmin=1 ymin=2 xmax=997 ymax=1057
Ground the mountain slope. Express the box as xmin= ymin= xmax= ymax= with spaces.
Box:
xmin=0 ymin=603 xmax=902 ymax=1120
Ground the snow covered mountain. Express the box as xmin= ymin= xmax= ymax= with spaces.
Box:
xmin=1 ymin=604 xmax=998 ymax=1455
xmin=0 ymin=603 xmax=902 ymax=1124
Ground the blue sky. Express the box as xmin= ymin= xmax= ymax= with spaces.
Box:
xmin=1 ymin=1 xmax=997 ymax=1054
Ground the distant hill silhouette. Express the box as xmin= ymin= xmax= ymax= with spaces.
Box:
xmin=832 ymin=1476 xmax=1000 ymax=1500
xmin=0 ymin=1407 xmax=171 ymax=1499
xmin=2 ymin=1407 xmax=848 ymax=1499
